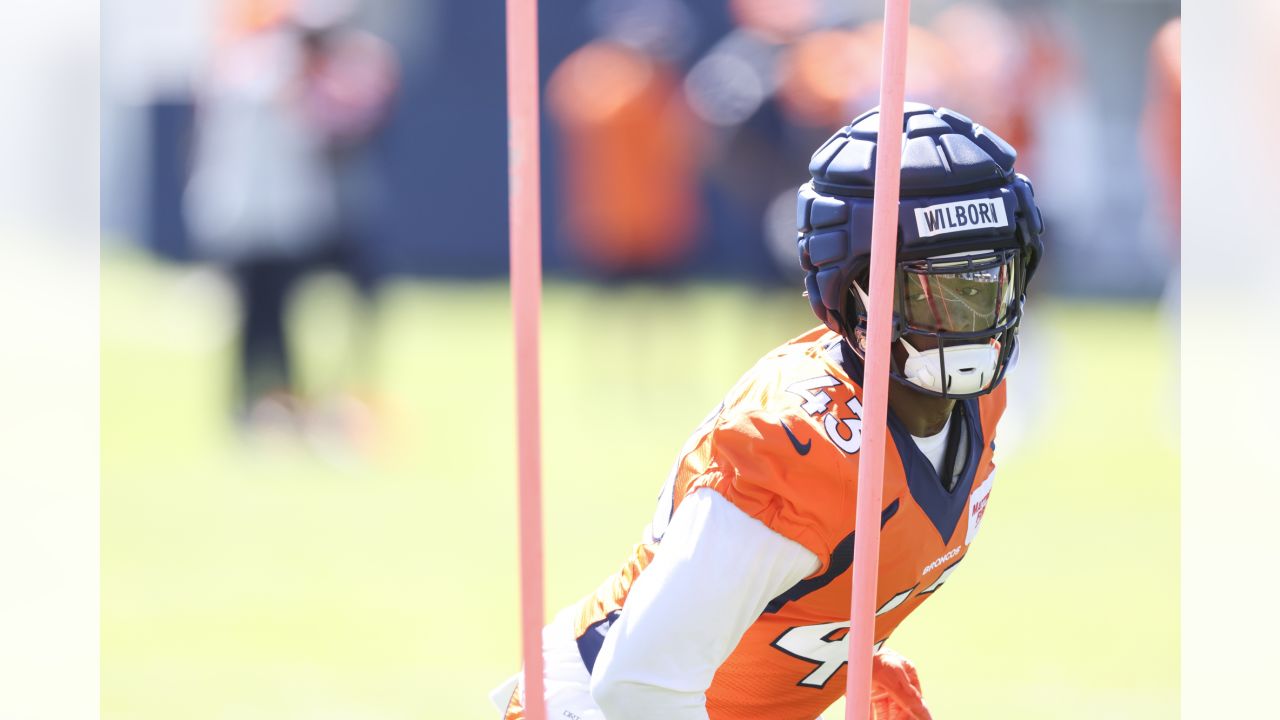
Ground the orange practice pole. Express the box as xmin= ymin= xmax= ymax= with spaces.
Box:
xmin=845 ymin=1 xmax=911 ymax=719
xmin=505 ymin=0 xmax=546 ymax=718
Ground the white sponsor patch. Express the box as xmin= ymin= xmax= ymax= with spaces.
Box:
xmin=913 ymin=197 xmax=1008 ymax=238
xmin=965 ymin=473 xmax=994 ymax=546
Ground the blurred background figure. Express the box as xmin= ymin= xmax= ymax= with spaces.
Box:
xmin=546 ymin=0 xmax=702 ymax=280
xmin=1140 ymin=14 xmax=1179 ymax=400
xmin=930 ymin=2 xmax=1028 ymax=159
xmin=106 ymin=0 xmax=1177 ymax=308
xmin=766 ymin=14 xmax=957 ymax=276
xmin=183 ymin=0 xmax=397 ymax=432
xmin=683 ymin=0 xmax=826 ymax=280
xmin=1142 ymin=16 xmax=1181 ymax=255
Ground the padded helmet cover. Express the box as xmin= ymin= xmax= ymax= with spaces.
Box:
xmin=797 ymin=102 xmax=1044 ymax=342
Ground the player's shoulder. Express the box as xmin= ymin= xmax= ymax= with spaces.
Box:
xmin=713 ymin=324 xmax=862 ymax=459
xmin=688 ymin=326 xmax=860 ymax=561
xmin=720 ymin=325 xmax=857 ymax=421
xmin=760 ymin=324 xmax=844 ymax=367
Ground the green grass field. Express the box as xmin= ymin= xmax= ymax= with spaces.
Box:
xmin=102 ymin=250 xmax=1178 ymax=719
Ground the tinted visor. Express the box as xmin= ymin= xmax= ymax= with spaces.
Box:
xmin=895 ymin=250 xmax=1018 ymax=334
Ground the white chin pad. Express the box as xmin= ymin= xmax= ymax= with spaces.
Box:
xmin=900 ymin=340 xmax=1000 ymax=395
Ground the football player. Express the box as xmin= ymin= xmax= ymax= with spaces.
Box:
xmin=494 ymin=103 xmax=1044 ymax=720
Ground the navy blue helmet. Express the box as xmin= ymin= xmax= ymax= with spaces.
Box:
xmin=797 ymin=102 xmax=1044 ymax=398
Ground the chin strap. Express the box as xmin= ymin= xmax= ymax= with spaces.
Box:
xmin=899 ymin=336 xmax=1000 ymax=396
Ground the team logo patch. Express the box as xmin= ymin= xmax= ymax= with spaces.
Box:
xmin=965 ymin=474 xmax=994 ymax=545
xmin=913 ymin=197 xmax=1008 ymax=238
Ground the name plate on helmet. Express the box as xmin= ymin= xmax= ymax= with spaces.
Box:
xmin=913 ymin=197 xmax=1008 ymax=238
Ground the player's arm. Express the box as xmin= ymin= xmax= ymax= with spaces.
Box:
xmin=589 ymin=488 xmax=820 ymax=720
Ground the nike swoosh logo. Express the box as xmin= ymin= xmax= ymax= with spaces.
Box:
xmin=781 ymin=422 xmax=812 ymax=455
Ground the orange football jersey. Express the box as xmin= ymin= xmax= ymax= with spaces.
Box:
xmin=508 ymin=326 xmax=1005 ymax=719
